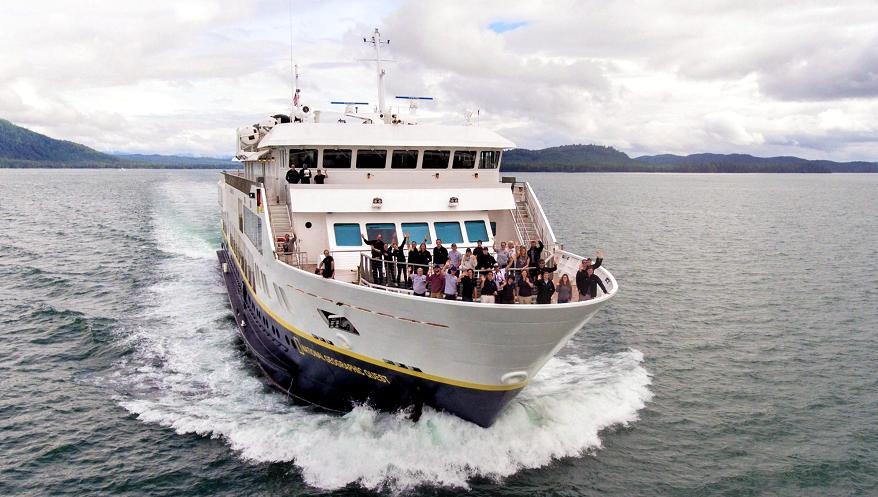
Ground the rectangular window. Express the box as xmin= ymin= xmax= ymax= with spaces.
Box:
xmin=422 ymin=150 xmax=450 ymax=169
xmin=242 ymin=207 xmax=263 ymax=253
xmin=464 ymin=220 xmax=489 ymax=243
xmin=391 ymin=149 xmax=418 ymax=169
xmin=365 ymin=223 xmax=397 ymax=242
xmin=356 ymin=149 xmax=387 ymax=169
xmin=452 ymin=150 xmax=476 ymax=169
xmin=434 ymin=222 xmax=463 ymax=244
xmin=333 ymin=223 xmax=361 ymax=246
xmin=289 ymin=149 xmax=318 ymax=168
xmin=490 ymin=221 xmax=497 ymax=236
xmin=401 ymin=222 xmax=431 ymax=244
xmin=479 ymin=150 xmax=501 ymax=169
xmin=323 ymin=149 xmax=352 ymax=168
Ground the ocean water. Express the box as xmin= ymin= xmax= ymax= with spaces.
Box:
xmin=0 ymin=169 xmax=875 ymax=496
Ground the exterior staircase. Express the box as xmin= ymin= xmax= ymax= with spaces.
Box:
xmin=268 ymin=203 xmax=293 ymax=241
xmin=513 ymin=200 xmax=539 ymax=244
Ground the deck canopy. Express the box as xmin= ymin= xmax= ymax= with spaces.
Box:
xmin=288 ymin=185 xmax=515 ymax=213
xmin=259 ymin=123 xmax=516 ymax=150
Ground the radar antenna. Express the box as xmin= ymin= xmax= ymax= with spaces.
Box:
xmin=364 ymin=28 xmax=391 ymax=116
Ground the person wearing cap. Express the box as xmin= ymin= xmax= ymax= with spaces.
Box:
xmin=427 ymin=264 xmax=445 ymax=298
xmin=448 ymin=243 xmax=462 ymax=269
xmin=443 ymin=268 xmax=459 ymax=300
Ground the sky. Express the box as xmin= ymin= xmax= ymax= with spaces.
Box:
xmin=2 ymin=0 xmax=878 ymax=161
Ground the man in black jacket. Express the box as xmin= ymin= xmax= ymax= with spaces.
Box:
xmin=390 ymin=233 xmax=409 ymax=286
xmin=433 ymin=239 xmax=449 ymax=266
xmin=527 ymin=239 xmax=544 ymax=269
xmin=362 ymin=232 xmax=386 ymax=283
xmin=575 ymin=256 xmax=607 ymax=301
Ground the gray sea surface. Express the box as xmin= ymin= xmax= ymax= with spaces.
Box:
xmin=0 ymin=169 xmax=875 ymax=496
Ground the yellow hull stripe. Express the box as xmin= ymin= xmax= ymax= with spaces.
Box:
xmin=222 ymin=230 xmax=526 ymax=392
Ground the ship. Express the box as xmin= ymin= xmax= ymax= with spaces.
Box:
xmin=217 ymin=29 xmax=618 ymax=427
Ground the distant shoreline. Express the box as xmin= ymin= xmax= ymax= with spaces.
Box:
xmin=3 ymin=165 xmax=876 ymax=173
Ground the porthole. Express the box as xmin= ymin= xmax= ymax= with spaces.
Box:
xmin=305 ymin=221 xmax=312 ymax=229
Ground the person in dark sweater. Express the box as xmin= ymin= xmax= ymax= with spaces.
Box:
xmin=390 ymin=233 xmax=409 ymax=286
xmin=535 ymin=270 xmax=555 ymax=304
xmin=285 ymin=167 xmax=301 ymax=184
xmin=480 ymin=271 xmax=498 ymax=303
xmin=517 ymin=271 xmax=534 ymax=304
xmin=362 ymin=232 xmax=385 ymax=283
xmin=460 ymin=269 xmax=476 ymax=302
xmin=318 ymin=249 xmax=334 ymax=279
xmin=433 ymin=239 xmax=449 ymax=266
xmin=576 ymin=263 xmax=607 ymax=301
xmin=498 ymin=274 xmax=517 ymax=304
xmin=527 ymin=239 xmax=544 ymax=269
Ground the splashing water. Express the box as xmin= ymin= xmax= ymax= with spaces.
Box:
xmin=113 ymin=178 xmax=653 ymax=492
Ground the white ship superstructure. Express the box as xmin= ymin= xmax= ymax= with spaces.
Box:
xmin=217 ymin=30 xmax=617 ymax=426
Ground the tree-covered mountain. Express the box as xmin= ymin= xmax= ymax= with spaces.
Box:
xmin=0 ymin=119 xmax=229 ymax=168
xmin=502 ymin=144 xmax=878 ymax=173
xmin=0 ymin=118 xmax=122 ymax=167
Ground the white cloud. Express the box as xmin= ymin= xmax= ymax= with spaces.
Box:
xmin=1 ymin=0 xmax=877 ymax=161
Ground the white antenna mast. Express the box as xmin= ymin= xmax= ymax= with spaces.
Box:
xmin=364 ymin=28 xmax=390 ymax=115
xmin=289 ymin=0 xmax=298 ymax=117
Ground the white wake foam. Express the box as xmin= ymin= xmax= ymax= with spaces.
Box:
xmin=115 ymin=177 xmax=653 ymax=492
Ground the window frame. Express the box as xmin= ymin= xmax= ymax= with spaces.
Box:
xmin=464 ymin=220 xmax=489 ymax=243
xmin=333 ymin=223 xmax=362 ymax=246
xmin=479 ymin=150 xmax=501 ymax=169
xmin=390 ymin=149 xmax=419 ymax=169
xmin=355 ymin=149 xmax=388 ymax=169
xmin=422 ymin=150 xmax=451 ymax=169
xmin=452 ymin=150 xmax=477 ymax=169
xmin=365 ymin=222 xmax=397 ymax=242
xmin=289 ymin=148 xmax=318 ymax=169
xmin=434 ymin=221 xmax=464 ymax=244
xmin=322 ymin=148 xmax=353 ymax=168
xmin=401 ymin=222 xmax=431 ymax=244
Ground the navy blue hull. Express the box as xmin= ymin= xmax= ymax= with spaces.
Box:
xmin=217 ymin=248 xmax=521 ymax=427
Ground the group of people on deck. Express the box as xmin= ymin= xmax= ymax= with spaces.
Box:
xmin=354 ymin=233 xmax=608 ymax=304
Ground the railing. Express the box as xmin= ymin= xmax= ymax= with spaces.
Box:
xmin=223 ymin=171 xmax=257 ymax=195
xmin=357 ymin=250 xmax=616 ymax=302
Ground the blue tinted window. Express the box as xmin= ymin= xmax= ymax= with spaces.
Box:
xmin=366 ymin=223 xmax=396 ymax=242
xmin=434 ymin=222 xmax=463 ymax=244
xmin=464 ymin=220 xmax=489 ymax=243
xmin=334 ymin=223 xmax=361 ymax=246
xmin=401 ymin=222 xmax=431 ymax=244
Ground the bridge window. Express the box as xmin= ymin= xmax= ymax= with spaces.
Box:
xmin=323 ymin=149 xmax=352 ymax=168
xmin=401 ymin=222 xmax=431 ymax=244
xmin=366 ymin=223 xmax=397 ymax=242
xmin=464 ymin=220 xmax=489 ymax=243
xmin=479 ymin=150 xmax=501 ymax=169
xmin=391 ymin=149 xmax=418 ymax=169
xmin=356 ymin=149 xmax=387 ymax=169
xmin=289 ymin=149 xmax=317 ymax=168
xmin=333 ymin=223 xmax=361 ymax=246
xmin=452 ymin=150 xmax=476 ymax=169
xmin=434 ymin=222 xmax=463 ymax=244
xmin=422 ymin=150 xmax=450 ymax=169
